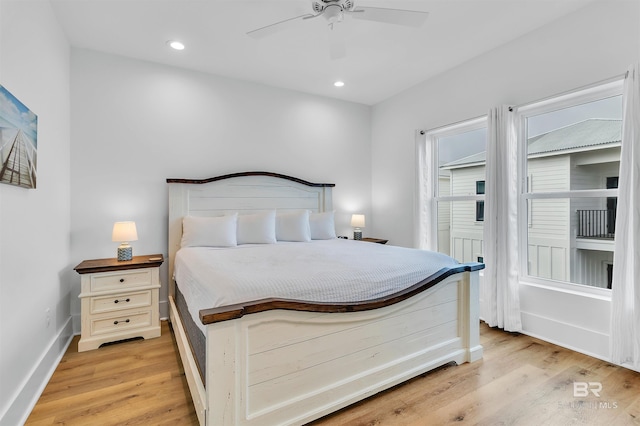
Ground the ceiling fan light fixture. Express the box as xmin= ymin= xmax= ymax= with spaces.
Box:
xmin=167 ymin=40 xmax=185 ymax=51
xmin=324 ymin=5 xmax=344 ymax=25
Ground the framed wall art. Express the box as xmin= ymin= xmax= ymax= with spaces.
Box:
xmin=0 ymin=85 xmax=38 ymax=189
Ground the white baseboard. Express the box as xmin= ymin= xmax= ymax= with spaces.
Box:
xmin=71 ymin=312 xmax=81 ymax=335
xmin=520 ymin=311 xmax=610 ymax=362
xmin=0 ymin=317 xmax=74 ymax=426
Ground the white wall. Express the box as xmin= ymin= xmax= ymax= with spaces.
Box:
xmin=69 ymin=49 xmax=372 ymax=325
xmin=370 ymin=0 xmax=640 ymax=361
xmin=0 ymin=1 xmax=72 ymax=424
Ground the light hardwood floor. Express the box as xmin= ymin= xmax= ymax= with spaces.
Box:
xmin=26 ymin=321 xmax=198 ymax=426
xmin=27 ymin=321 xmax=640 ymax=425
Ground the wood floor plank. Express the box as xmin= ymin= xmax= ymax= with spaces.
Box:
xmin=27 ymin=321 xmax=640 ymax=426
xmin=615 ymin=394 xmax=640 ymax=425
xmin=35 ymin=372 xmax=175 ymax=424
xmin=419 ymin=364 xmax=551 ymax=425
xmin=26 ymin=321 xmax=199 ymax=426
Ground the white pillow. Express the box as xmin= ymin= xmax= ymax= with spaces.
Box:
xmin=237 ymin=210 xmax=277 ymax=244
xmin=309 ymin=211 xmax=336 ymax=240
xmin=181 ymin=214 xmax=238 ymax=247
xmin=276 ymin=210 xmax=311 ymax=242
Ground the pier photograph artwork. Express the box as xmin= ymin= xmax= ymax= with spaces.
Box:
xmin=0 ymin=84 xmax=38 ymax=189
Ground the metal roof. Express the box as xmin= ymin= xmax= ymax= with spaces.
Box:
xmin=441 ymin=151 xmax=486 ymax=169
xmin=441 ymin=118 xmax=622 ymax=169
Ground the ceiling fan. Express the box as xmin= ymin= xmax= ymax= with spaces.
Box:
xmin=247 ymin=0 xmax=429 ymax=59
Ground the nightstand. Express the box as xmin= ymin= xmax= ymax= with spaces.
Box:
xmin=361 ymin=238 xmax=388 ymax=244
xmin=74 ymin=254 xmax=163 ymax=352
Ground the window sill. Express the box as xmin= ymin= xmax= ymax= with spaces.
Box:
xmin=519 ymin=278 xmax=611 ymax=301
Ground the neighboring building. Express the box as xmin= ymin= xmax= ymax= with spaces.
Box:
xmin=437 ymin=172 xmax=451 ymax=256
xmin=440 ymin=119 xmax=621 ymax=289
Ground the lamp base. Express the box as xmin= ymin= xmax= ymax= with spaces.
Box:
xmin=353 ymin=230 xmax=362 ymax=241
xmin=117 ymin=246 xmax=133 ymax=261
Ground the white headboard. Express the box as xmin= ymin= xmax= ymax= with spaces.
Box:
xmin=166 ymin=172 xmax=334 ymax=294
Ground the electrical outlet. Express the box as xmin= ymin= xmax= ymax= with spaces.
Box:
xmin=45 ymin=308 xmax=51 ymax=328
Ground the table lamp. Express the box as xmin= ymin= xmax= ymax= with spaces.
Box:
xmin=351 ymin=214 xmax=365 ymax=240
xmin=112 ymin=221 xmax=138 ymax=261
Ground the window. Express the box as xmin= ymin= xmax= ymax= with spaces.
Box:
xmin=421 ymin=79 xmax=623 ymax=292
xmin=428 ymin=117 xmax=487 ymax=263
xmin=475 ymin=180 xmax=485 ymax=221
xmin=518 ymin=80 xmax=623 ymax=290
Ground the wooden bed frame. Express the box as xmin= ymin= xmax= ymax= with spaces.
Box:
xmin=167 ymin=171 xmax=483 ymax=426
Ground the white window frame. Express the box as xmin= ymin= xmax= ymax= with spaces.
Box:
xmin=426 ymin=116 xmax=487 ymax=257
xmin=516 ymin=79 xmax=623 ymax=297
xmin=431 ymin=116 xmax=487 ymax=199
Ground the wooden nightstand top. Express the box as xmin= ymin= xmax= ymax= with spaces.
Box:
xmin=74 ymin=254 xmax=164 ymax=274
xmin=361 ymin=238 xmax=388 ymax=244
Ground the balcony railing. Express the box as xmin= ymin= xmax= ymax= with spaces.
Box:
xmin=577 ymin=209 xmax=616 ymax=239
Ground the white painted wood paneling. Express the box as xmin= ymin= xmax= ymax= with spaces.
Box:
xmin=450 ymin=166 xmax=485 ymax=235
xmin=437 ymin=176 xmax=451 ymax=256
xmin=247 ymin=301 xmax=458 ymax=386
xmin=200 ymin=274 xmax=480 ymax=425
xmin=526 ymin=155 xmax=571 ymax=282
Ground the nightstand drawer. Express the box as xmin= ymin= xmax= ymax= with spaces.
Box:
xmin=90 ymin=269 xmax=152 ymax=292
xmin=90 ymin=290 xmax=152 ymax=314
xmin=91 ymin=311 xmax=152 ymax=336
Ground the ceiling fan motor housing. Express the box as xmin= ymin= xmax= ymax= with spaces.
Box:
xmin=312 ymin=0 xmax=355 ymax=14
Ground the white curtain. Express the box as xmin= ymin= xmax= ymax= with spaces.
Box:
xmin=415 ymin=130 xmax=437 ymax=251
xmin=482 ymin=106 xmax=522 ymax=331
xmin=611 ymin=63 xmax=640 ymax=370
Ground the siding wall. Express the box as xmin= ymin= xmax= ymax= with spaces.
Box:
xmin=445 ymin=155 xmax=574 ymax=275
xmin=569 ymin=150 xmax=619 ymax=287
xmin=437 ymin=175 xmax=451 ymax=256
xmin=573 ymin=250 xmax=613 ymax=288
xmin=527 ymin=155 xmax=570 ymax=281
xmin=449 ymin=166 xmax=484 ymax=263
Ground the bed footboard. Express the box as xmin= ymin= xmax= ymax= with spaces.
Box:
xmin=204 ymin=268 xmax=481 ymax=425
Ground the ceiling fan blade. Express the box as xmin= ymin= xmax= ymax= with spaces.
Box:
xmin=350 ymin=6 xmax=428 ymax=28
xmin=247 ymin=13 xmax=314 ymax=39
xmin=328 ymin=25 xmax=346 ymax=60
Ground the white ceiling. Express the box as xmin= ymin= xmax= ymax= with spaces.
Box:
xmin=50 ymin=0 xmax=595 ymax=105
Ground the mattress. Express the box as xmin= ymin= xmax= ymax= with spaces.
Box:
xmin=174 ymin=284 xmax=206 ymax=384
xmin=174 ymin=239 xmax=458 ymax=334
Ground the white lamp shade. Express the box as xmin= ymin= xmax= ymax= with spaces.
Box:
xmin=112 ymin=221 xmax=138 ymax=242
xmin=350 ymin=214 xmax=365 ymax=228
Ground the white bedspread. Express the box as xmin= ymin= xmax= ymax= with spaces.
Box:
xmin=174 ymin=239 xmax=458 ymax=332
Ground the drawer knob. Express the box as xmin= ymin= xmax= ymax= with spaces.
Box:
xmin=114 ymin=298 xmax=131 ymax=304
xmin=113 ymin=319 xmax=131 ymax=325
xmin=119 ymin=278 xmax=125 ymax=283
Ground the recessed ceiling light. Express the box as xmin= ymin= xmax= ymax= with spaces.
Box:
xmin=334 ymin=81 xmax=345 ymax=87
xmin=167 ymin=40 xmax=185 ymax=51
